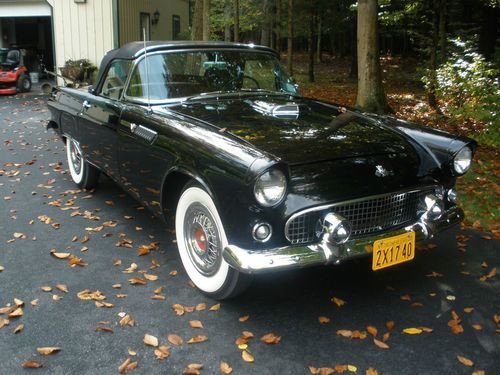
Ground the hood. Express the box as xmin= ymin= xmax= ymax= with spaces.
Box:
xmin=167 ymin=95 xmax=418 ymax=165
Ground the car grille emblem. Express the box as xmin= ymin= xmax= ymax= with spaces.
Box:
xmin=375 ymin=165 xmax=391 ymax=177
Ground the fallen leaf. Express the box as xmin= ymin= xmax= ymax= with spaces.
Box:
xmin=366 ymin=368 xmax=378 ymax=375
xmin=77 ymin=290 xmax=106 ymax=301
xmin=190 ymin=320 xmax=203 ymax=329
xmin=260 ymin=332 xmax=281 ymax=344
xmin=367 ymin=326 xmax=378 ymax=337
xmin=50 ymin=250 xmax=71 ymax=259
xmin=172 ymin=304 xmax=185 ymax=316
xmin=464 ymin=307 xmax=474 ymax=313
xmin=118 ymin=358 xmax=138 ymax=373
xmin=196 ymin=303 xmax=206 ymax=311
xmin=309 ymin=367 xmax=334 ymax=375
xmin=241 ymin=350 xmax=254 ymax=363
xmin=187 ymin=335 xmax=208 ymax=344
xmin=168 ymin=334 xmax=183 ymax=346
xmin=14 ymin=298 xmax=24 ymax=307
xmin=318 ymin=316 xmax=331 ymax=324
xmin=128 ymin=278 xmax=147 ymax=285
xmin=144 ymin=274 xmax=158 ymax=281
xmin=154 ymin=346 xmax=170 ymax=360
xmin=143 ymin=334 xmax=159 ymax=347
xmin=402 ymin=328 xmax=422 ymax=335
xmin=8 ymin=307 xmax=23 ymax=318
xmin=336 ymin=329 xmax=353 ymax=338
xmin=209 ymin=303 xmax=221 ymax=311
xmin=331 ymin=297 xmax=346 ymax=307
xmin=55 ymin=284 xmax=68 ymax=293
xmin=239 ymin=315 xmax=250 ymax=322
xmin=373 ymin=338 xmax=389 ymax=349
xmin=22 ymin=360 xmax=43 ymax=368
xmin=457 ymin=355 xmax=474 ymax=367
xmin=13 ymin=324 xmax=24 ymax=334
xmin=220 ymin=361 xmax=233 ymax=374
xmin=386 ymin=321 xmax=395 ymax=330
xmin=472 ymin=324 xmax=482 ymax=330
xmin=36 ymin=347 xmax=61 ymax=355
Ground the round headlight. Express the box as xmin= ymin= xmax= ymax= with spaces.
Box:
xmin=453 ymin=147 xmax=472 ymax=175
xmin=254 ymin=169 xmax=287 ymax=207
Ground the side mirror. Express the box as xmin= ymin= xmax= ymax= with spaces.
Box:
xmin=88 ymin=86 xmax=96 ymax=95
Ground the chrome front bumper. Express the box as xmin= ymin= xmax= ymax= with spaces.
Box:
xmin=223 ymin=206 xmax=463 ymax=274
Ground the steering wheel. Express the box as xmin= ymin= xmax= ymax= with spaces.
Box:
xmin=222 ymin=75 xmax=260 ymax=90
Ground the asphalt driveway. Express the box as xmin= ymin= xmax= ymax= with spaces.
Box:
xmin=0 ymin=93 xmax=499 ymax=374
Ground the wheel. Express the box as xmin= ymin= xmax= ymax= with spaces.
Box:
xmin=65 ymin=137 xmax=100 ymax=189
xmin=175 ymin=185 xmax=252 ymax=299
xmin=17 ymin=73 xmax=31 ymax=93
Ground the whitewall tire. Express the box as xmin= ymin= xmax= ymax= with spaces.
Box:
xmin=65 ymin=137 xmax=100 ymax=189
xmin=175 ymin=185 xmax=251 ymax=299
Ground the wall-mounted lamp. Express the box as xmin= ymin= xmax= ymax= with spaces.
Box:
xmin=152 ymin=10 xmax=160 ymax=25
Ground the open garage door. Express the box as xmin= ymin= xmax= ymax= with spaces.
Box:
xmin=0 ymin=0 xmax=54 ymax=77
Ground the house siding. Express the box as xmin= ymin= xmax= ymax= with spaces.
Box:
xmin=47 ymin=0 xmax=115 ymax=72
xmin=118 ymin=0 xmax=189 ymax=46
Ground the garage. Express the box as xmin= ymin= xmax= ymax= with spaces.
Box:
xmin=0 ymin=0 xmax=54 ymax=80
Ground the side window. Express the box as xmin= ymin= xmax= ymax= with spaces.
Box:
xmin=99 ymin=60 xmax=132 ymax=100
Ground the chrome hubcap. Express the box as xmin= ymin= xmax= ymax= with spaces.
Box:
xmin=184 ymin=203 xmax=221 ymax=276
xmin=69 ymin=139 xmax=82 ymax=175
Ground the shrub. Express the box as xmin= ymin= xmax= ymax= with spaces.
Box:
xmin=422 ymin=39 xmax=499 ymax=145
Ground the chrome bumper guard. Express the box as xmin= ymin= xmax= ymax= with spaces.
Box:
xmin=223 ymin=206 xmax=463 ymax=274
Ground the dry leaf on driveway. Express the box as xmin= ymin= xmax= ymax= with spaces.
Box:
xmin=143 ymin=334 xmax=159 ymax=347
xmin=22 ymin=360 xmax=43 ymax=368
xmin=36 ymin=347 xmax=60 ymax=355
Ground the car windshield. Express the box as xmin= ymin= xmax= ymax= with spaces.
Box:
xmin=125 ymin=49 xmax=298 ymax=101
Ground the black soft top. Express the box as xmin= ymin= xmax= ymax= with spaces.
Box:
xmin=94 ymin=41 xmax=277 ymax=90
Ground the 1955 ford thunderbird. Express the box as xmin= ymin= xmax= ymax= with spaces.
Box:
xmin=47 ymin=41 xmax=476 ymax=299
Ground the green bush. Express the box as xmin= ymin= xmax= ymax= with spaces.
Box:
xmin=422 ymin=39 xmax=499 ymax=145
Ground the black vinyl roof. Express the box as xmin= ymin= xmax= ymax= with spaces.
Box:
xmin=95 ymin=41 xmax=278 ymax=90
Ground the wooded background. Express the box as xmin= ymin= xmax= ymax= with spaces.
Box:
xmin=188 ymin=0 xmax=499 ymax=129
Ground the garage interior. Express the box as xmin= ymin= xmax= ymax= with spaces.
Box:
xmin=0 ymin=0 xmax=55 ymax=87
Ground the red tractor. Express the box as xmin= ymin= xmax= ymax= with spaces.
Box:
xmin=0 ymin=49 xmax=32 ymax=95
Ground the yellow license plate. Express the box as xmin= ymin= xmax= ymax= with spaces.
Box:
xmin=372 ymin=232 xmax=415 ymax=271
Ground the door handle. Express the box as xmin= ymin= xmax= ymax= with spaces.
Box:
xmin=82 ymin=100 xmax=91 ymax=111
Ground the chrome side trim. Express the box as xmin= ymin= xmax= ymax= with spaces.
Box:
xmin=284 ymin=185 xmax=436 ymax=243
xmin=224 ymin=206 xmax=462 ymax=274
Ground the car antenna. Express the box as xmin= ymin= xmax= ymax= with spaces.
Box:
xmin=143 ymin=28 xmax=152 ymax=113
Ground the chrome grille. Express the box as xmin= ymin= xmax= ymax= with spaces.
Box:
xmin=285 ymin=189 xmax=431 ymax=245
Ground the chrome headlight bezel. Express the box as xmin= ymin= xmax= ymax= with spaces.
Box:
xmin=452 ymin=147 xmax=472 ymax=175
xmin=253 ymin=169 xmax=287 ymax=207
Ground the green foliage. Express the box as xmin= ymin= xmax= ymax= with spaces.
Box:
xmin=422 ymin=39 xmax=500 ymax=145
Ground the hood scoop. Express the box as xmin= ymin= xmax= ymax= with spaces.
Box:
xmin=251 ymin=100 xmax=300 ymax=120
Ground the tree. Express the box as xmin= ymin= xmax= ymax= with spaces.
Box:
xmin=287 ymin=0 xmax=294 ymax=74
xmin=192 ymin=0 xmax=204 ymax=40
xmin=234 ymin=0 xmax=240 ymax=42
xmin=203 ymin=0 xmax=211 ymax=40
xmin=355 ymin=0 xmax=391 ymax=114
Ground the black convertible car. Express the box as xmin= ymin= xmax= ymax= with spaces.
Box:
xmin=47 ymin=41 xmax=475 ymax=299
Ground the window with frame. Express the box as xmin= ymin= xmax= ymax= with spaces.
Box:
xmin=99 ymin=59 xmax=132 ymax=100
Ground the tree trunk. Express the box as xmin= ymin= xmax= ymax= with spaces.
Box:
xmin=202 ymin=0 xmax=210 ymax=41
xmin=261 ymin=0 xmax=270 ymax=46
xmin=287 ymin=0 xmax=293 ymax=75
xmin=428 ymin=4 xmax=439 ymax=110
xmin=316 ymin=16 xmax=322 ymax=63
xmin=234 ymin=0 xmax=240 ymax=42
xmin=308 ymin=6 xmax=315 ymax=82
xmin=275 ymin=0 xmax=281 ymax=53
xmin=355 ymin=0 xmax=391 ymax=114
xmin=438 ymin=0 xmax=447 ymax=63
xmin=479 ymin=5 xmax=499 ymax=60
xmin=224 ymin=0 xmax=231 ymax=42
xmin=349 ymin=15 xmax=357 ymax=78
xmin=192 ymin=0 xmax=203 ymax=40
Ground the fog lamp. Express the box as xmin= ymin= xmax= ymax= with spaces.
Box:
xmin=447 ymin=188 xmax=457 ymax=204
xmin=321 ymin=213 xmax=352 ymax=244
xmin=252 ymin=223 xmax=272 ymax=242
xmin=423 ymin=194 xmax=444 ymax=221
